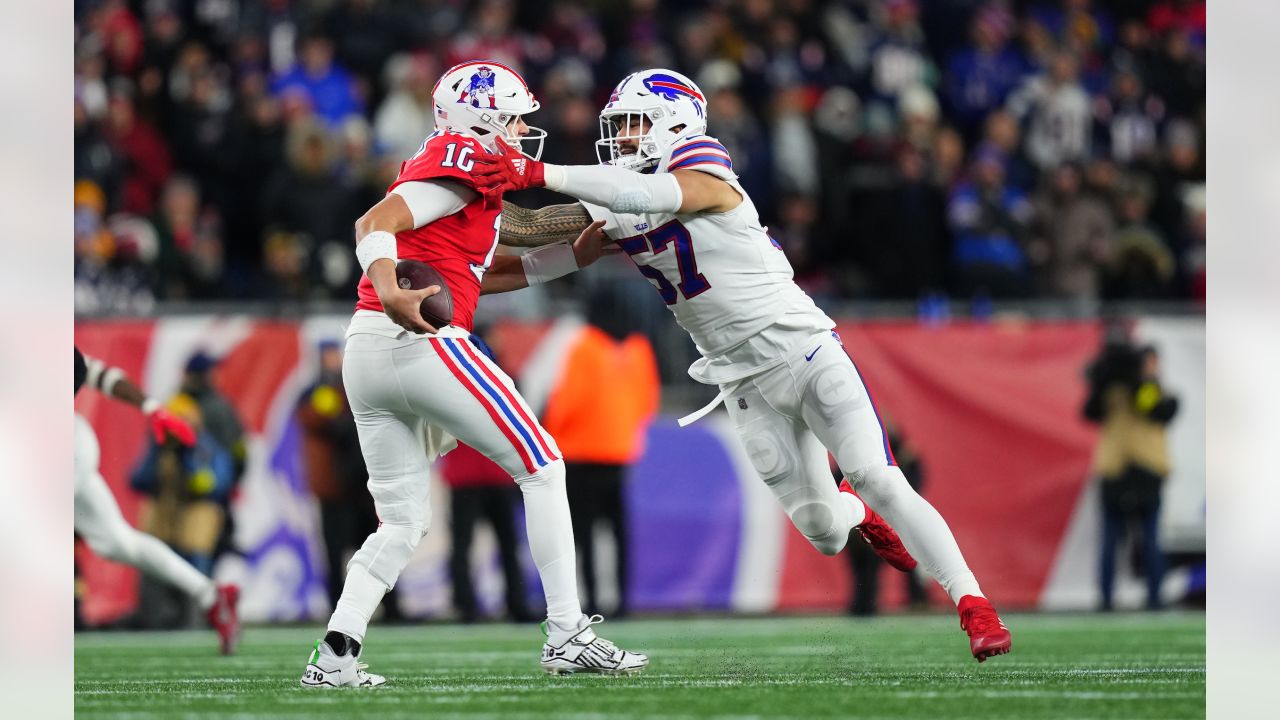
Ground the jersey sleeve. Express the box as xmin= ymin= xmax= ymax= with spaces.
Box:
xmin=391 ymin=134 xmax=486 ymax=192
xmin=662 ymin=135 xmax=738 ymax=182
xmin=581 ymin=201 xmax=623 ymax=238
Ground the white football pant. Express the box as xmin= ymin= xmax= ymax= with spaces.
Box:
xmin=73 ymin=414 xmax=216 ymax=607
xmin=328 ymin=331 xmax=581 ymax=643
xmin=722 ymin=330 xmax=983 ymax=604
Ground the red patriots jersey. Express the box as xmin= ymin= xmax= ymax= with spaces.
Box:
xmin=355 ymin=130 xmax=501 ymax=332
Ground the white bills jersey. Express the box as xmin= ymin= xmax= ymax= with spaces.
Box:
xmin=583 ymin=135 xmax=834 ymax=384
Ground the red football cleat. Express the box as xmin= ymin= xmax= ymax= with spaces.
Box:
xmin=957 ymin=595 xmax=1012 ymax=662
xmin=207 ymin=584 xmax=241 ymax=656
xmin=840 ymin=479 xmax=918 ymax=572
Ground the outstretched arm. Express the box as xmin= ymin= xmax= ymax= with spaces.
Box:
xmin=78 ymin=351 xmax=196 ymax=446
xmin=499 ymin=201 xmax=595 ymax=248
xmin=477 ymin=141 xmax=742 ymax=214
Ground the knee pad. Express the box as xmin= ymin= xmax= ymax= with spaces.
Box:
xmin=790 ymin=500 xmax=846 ymax=556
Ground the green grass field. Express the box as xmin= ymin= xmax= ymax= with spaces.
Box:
xmin=75 ymin=612 xmax=1204 ymax=719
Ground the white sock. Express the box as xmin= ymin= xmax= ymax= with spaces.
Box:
xmin=839 ymin=490 xmax=867 ymax=528
xmin=852 ymin=465 xmax=983 ymax=604
xmin=327 ymin=565 xmax=388 ymax=645
xmin=517 ymin=462 xmax=583 ymax=628
xmin=131 ymin=531 xmax=217 ymax=609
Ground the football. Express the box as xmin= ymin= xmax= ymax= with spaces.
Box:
xmin=395 ymin=259 xmax=453 ymax=329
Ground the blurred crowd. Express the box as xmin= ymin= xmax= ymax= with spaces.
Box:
xmin=74 ymin=0 xmax=1206 ymax=314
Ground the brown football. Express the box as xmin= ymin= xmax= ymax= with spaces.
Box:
xmin=395 ymin=259 xmax=453 ymax=329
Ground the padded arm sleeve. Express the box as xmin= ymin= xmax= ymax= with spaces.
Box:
xmin=543 ymin=164 xmax=683 ymax=215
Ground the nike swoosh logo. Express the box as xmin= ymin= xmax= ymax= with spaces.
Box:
xmin=805 ymin=347 xmax=821 ymax=362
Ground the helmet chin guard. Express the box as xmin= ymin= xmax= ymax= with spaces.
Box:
xmin=432 ymin=60 xmax=546 ymax=159
xmin=596 ymin=69 xmax=708 ymax=171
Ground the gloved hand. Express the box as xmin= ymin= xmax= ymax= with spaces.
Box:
xmin=147 ymin=405 xmax=197 ymax=447
xmin=474 ymin=138 xmax=546 ymax=196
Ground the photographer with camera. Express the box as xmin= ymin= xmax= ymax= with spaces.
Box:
xmin=1083 ymin=331 xmax=1180 ymax=611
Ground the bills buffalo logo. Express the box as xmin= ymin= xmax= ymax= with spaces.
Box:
xmin=642 ymin=73 xmax=705 ymax=117
xmin=457 ymin=66 xmax=498 ymax=109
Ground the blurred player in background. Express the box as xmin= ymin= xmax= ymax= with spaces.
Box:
xmin=74 ymin=347 xmax=240 ymax=654
xmin=301 ymin=61 xmax=646 ymax=689
xmin=478 ymin=68 xmax=1012 ymax=662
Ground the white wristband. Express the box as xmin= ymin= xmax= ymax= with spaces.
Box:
xmin=141 ymin=398 xmax=161 ymax=415
xmin=521 ymin=243 xmax=578 ymax=285
xmin=356 ymin=230 xmax=398 ymax=275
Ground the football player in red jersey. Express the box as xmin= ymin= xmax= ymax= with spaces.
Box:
xmin=301 ymin=61 xmax=646 ymax=689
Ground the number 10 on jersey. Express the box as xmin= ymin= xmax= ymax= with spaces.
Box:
xmin=616 ymin=219 xmax=711 ymax=305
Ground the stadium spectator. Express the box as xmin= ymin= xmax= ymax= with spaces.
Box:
xmin=270 ymin=31 xmax=364 ymax=128
xmin=106 ymin=87 xmax=173 ymax=216
xmin=943 ymin=4 xmax=1025 ymax=138
xmin=1083 ymin=336 xmax=1178 ymax=611
xmin=864 ymin=0 xmax=936 ymax=105
xmin=979 ymin=108 xmax=1036 ymax=190
xmin=153 ymin=175 xmax=226 ymax=300
xmin=543 ymin=287 xmax=661 ymax=618
xmin=322 ymin=0 xmax=402 ymax=104
xmin=74 ymin=180 xmax=157 ymax=317
xmin=261 ymin=118 xmax=355 ymax=298
xmin=1028 ymin=162 xmax=1114 ymax=301
xmin=373 ymin=53 xmax=438 ymax=161
xmin=1008 ymin=49 xmax=1093 ymax=172
xmin=1103 ymin=176 xmax=1175 ymax=299
xmin=1144 ymin=27 xmax=1204 ymax=118
xmin=1093 ymin=68 xmax=1165 ymax=165
xmin=947 ymin=145 xmax=1034 ymax=298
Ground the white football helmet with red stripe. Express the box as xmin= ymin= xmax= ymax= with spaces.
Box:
xmin=432 ymin=60 xmax=546 ymax=159
xmin=597 ymin=68 xmax=708 ymax=172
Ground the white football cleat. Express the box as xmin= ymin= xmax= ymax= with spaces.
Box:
xmin=300 ymin=639 xmax=386 ymax=688
xmin=540 ymin=614 xmax=648 ymax=676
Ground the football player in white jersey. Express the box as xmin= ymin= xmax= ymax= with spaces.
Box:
xmin=74 ymin=347 xmax=240 ymax=654
xmin=475 ymin=69 xmax=1012 ymax=662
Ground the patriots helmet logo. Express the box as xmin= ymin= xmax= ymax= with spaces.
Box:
xmin=457 ymin=66 xmax=498 ymax=109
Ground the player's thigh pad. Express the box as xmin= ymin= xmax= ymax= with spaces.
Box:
xmin=794 ymin=338 xmax=893 ymax=474
xmin=726 ymin=380 xmax=849 ymax=555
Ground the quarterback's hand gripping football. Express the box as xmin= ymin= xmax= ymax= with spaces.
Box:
xmin=381 ymin=284 xmax=442 ymax=335
xmin=475 ymin=138 xmax=545 ymax=196
xmin=148 ymin=407 xmax=197 ymax=447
